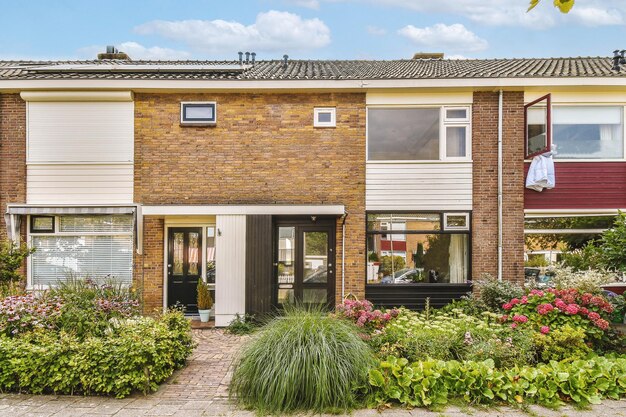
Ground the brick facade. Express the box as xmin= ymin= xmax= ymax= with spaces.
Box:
xmin=133 ymin=93 xmax=367 ymax=308
xmin=134 ymin=218 xmax=165 ymax=313
xmin=472 ymin=91 xmax=525 ymax=284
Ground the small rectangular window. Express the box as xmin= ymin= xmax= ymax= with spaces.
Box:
xmin=525 ymin=94 xmax=551 ymax=158
xmin=444 ymin=213 xmax=469 ymax=231
xmin=444 ymin=107 xmax=469 ymax=121
xmin=30 ymin=216 xmax=55 ymax=233
xmin=314 ymin=107 xmax=336 ymax=127
xmin=181 ymin=102 xmax=217 ymax=125
xmin=445 ymin=126 xmax=467 ymax=158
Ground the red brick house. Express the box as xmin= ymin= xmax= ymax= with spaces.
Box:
xmin=1 ymin=55 xmax=625 ymax=325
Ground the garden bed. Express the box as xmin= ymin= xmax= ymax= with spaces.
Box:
xmin=0 ymin=279 xmax=195 ymax=398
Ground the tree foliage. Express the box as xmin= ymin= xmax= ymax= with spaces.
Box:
xmin=0 ymin=240 xmax=34 ymax=283
xmin=528 ymin=0 xmax=575 ymax=13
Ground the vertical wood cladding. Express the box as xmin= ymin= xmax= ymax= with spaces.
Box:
xmin=245 ymin=215 xmax=274 ymax=315
xmin=134 ymin=93 xmax=367 ymax=307
xmin=524 ymin=162 xmax=626 ymax=209
xmin=472 ymin=92 xmax=525 ymax=285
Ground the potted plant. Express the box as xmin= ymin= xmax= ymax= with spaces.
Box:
xmin=197 ymin=279 xmax=213 ymax=323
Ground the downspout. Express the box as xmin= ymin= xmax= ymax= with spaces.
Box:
xmin=340 ymin=211 xmax=348 ymax=299
xmin=497 ymin=90 xmax=504 ymax=281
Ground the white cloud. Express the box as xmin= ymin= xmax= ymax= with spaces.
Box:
xmin=135 ymin=11 xmax=331 ymax=56
xmin=398 ymin=23 xmax=488 ymax=52
xmin=367 ymin=25 xmax=386 ymax=36
xmin=77 ymin=42 xmax=191 ymax=60
xmin=569 ymin=7 xmax=623 ymax=26
xmin=285 ymin=0 xmax=320 ymax=9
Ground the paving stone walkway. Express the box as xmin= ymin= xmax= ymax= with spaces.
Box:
xmin=1 ymin=328 xmax=626 ymax=416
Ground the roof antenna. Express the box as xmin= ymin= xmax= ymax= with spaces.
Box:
xmin=613 ymin=49 xmax=625 ymax=71
xmin=238 ymin=52 xmax=243 ymax=65
xmin=251 ymin=52 xmax=256 ymax=64
xmin=283 ymin=54 xmax=289 ymax=69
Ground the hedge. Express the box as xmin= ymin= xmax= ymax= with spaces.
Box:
xmin=0 ymin=311 xmax=194 ymax=398
xmin=368 ymin=355 xmax=626 ymax=409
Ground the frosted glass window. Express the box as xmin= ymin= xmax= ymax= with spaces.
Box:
xmin=553 ymin=106 xmax=623 ymax=159
xmin=446 ymin=126 xmax=467 ymax=158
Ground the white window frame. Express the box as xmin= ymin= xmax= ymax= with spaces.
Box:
xmin=180 ymin=101 xmax=217 ymax=126
xmin=443 ymin=212 xmax=470 ymax=231
xmin=366 ymin=105 xmax=472 ymax=163
xmin=27 ymin=214 xmax=134 ymax=290
xmin=314 ymin=107 xmax=336 ymax=128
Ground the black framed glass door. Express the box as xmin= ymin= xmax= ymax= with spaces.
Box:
xmin=167 ymin=227 xmax=202 ymax=312
xmin=275 ymin=220 xmax=335 ymax=307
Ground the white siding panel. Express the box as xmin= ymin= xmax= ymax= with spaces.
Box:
xmin=27 ymin=164 xmax=134 ymax=204
xmin=366 ymin=162 xmax=473 ymax=211
xmin=27 ymin=102 xmax=134 ymax=163
xmin=215 ymin=215 xmax=246 ymax=327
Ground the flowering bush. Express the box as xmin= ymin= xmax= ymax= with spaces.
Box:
xmin=550 ymin=266 xmax=616 ymax=294
xmin=0 ymin=294 xmax=63 ymax=336
xmin=501 ymin=288 xmax=613 ymax=342
xmin=334 ymin=299 xmax=399 ymax=330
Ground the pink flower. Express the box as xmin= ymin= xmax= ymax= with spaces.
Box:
xmin=540 ymin=326 xmax=550 ymax=334
xmin=595 ymin=319 xmax=610 ymax=330
xmin=530 ymin=289 xmax=545 ymax=297
xmin=521 ymin=296 xmax=528 ymax=304
xmin=588 ymin=312 xmax=601 ymax=321
xmin=510 ymin=298 xmax=520 ymax=306
xmin=565 ymin=304 xmax=580 ymax=315
xmin=512 ymin=314 xmax=528 ymax=323
xmin=511 ymin=323 xmax=518 ymax=329
xmin=503 ymin=303 xmax=513 ymax=311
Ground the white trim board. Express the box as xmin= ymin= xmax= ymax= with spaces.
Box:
xmin=142 ymin=204 xmax=345 ymax=216
xmin=4 ymin=77 xmax=626 ymax=91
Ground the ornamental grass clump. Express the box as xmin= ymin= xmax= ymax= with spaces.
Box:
xmin=230 ymin=306 xmax=376 ymax=414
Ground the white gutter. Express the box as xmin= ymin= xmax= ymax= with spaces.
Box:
xmin=3 ymin=77 xmax=626 ymax=91
xmin=141 ymin=204 xmax=345 ymax=216
xmin=497 ymin=90 xmax=504 ymax=282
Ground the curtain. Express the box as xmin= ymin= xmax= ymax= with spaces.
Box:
xmin=599 ymin=124 xmax=621 ymax=157
xmin=448 ymin=235 xmax=467 ymax=284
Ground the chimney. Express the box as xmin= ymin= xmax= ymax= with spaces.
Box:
xmin=97 ymin=45 xmax=131 ymax=60
xmin=412 ymin=52 xmax=444 ymax=59
xmin=251 ymin=52 xmax=256 ymax=64
xmin=283 ymin=54 xmax=289 ymax=69
xmin=613 ymin=49 xmax=625 ymax=71
xmin=238 ymin=51 xmax=243 ymax=64
xmin=245 ymin=52 xmax=250 ymax=64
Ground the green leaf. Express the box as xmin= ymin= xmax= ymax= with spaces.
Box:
xmin=528 ymin=0 xmax=540 ymax=12
xmin=369 ymin=370 xmax=385 ymax=387
xmin=554 ymin=0 xmax=575 ymax=13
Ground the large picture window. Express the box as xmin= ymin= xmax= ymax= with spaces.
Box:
xmin=367 ymin=107 xmax=471 ymax=161
xmin=30 ymin=215 xmax=133 ymax=287
xmin=525 ymin=100 xmax=625 ymax=160
xmin=367 ymin=213 xmax=470 ymax=285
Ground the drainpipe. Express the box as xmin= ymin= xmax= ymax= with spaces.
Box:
xmin=497 ymin=90 xmax=504 ymax=282
xmin=340 ymin=211 xmax=348 ymax=299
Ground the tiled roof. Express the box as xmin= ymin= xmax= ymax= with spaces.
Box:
xmin=0 ymin=57 xmax=624 ymax=81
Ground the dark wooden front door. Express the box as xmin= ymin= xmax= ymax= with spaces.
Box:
xmin=275 ymin=220 xmax=336 ymax=307
xmin=167 ymin=227 xmax=202 ymax=313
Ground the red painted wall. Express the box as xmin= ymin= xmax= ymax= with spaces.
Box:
xmin=524 ymin=162 xmax=626 ymax=209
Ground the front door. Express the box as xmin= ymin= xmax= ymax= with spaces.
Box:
xmin=275 ymin=221 xmax=336 ymax=307
xmin=167 ymin=227 xmax=202 ymax=312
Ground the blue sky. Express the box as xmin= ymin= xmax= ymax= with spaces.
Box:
xmin=1 ymin=0 xmax=625 ymax=61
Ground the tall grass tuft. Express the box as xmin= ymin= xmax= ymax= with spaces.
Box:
xmin=230 ymin=305 xmax=375 ymax=414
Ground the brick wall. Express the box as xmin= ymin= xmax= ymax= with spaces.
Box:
xmin=134 ymin=92 xmax=367 ymax=307
xmin=134 ymin=218 xmax=165 ymax=313
xmin=472 ymin=91 xmax=525 ymax=285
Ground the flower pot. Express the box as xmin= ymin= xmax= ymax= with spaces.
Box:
xmin=198 ymin=309 xmax=212 ymax=323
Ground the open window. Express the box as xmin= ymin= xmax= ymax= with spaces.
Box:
xmin=524 ymin=94 xmax=551 ymax=159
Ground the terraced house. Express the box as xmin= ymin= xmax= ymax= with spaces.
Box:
xmin=1 ymin=51 xmax=626 ymax=325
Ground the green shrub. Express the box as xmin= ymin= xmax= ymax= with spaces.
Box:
xmin=0 ymin=310 xmax=194 ymax=397
xmin=197 ymin=280 xmax=213 ymax=310
xmin=550 ymin=266 xmax=615 ymax=294
xmin=475 ymin=275 xmax=524 ymax=311
xmin=0 ymin=239 xmax=34 ymax=284
xmin=370 ymin=309 xmax=535 ymax=368
xmin=533 ymin=325 xmax=591 ymax=362
xmin=367 ymin=355 xmax=626 ymax=409
xmin=226 ymin=313 xmax=257 ymax=335
xmin=230 ymin=306 xmax=375 ymax=414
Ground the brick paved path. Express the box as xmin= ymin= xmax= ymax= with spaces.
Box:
xmin=0 ymin=328 xmax=625 ymax=416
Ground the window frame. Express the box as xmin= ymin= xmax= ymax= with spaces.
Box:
xmin=366 ymin=105 xmax=472 ymax=163
xmin=443 ymin=212 xmax=470 ymax=231
xmin=27 ymin=214 xmax=134 ymax=289
xmin=524 ymin=94 xmax=552 ymax=159
xmin=313 ymin=107 xmax=336 ymax=128
xmin=365 ymin=211 xmax=472 ymax=286
xmin=180 ymin=101 xmax=217 ymax=126
xmin=30 ymin=215 xmax=55 ymax=234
